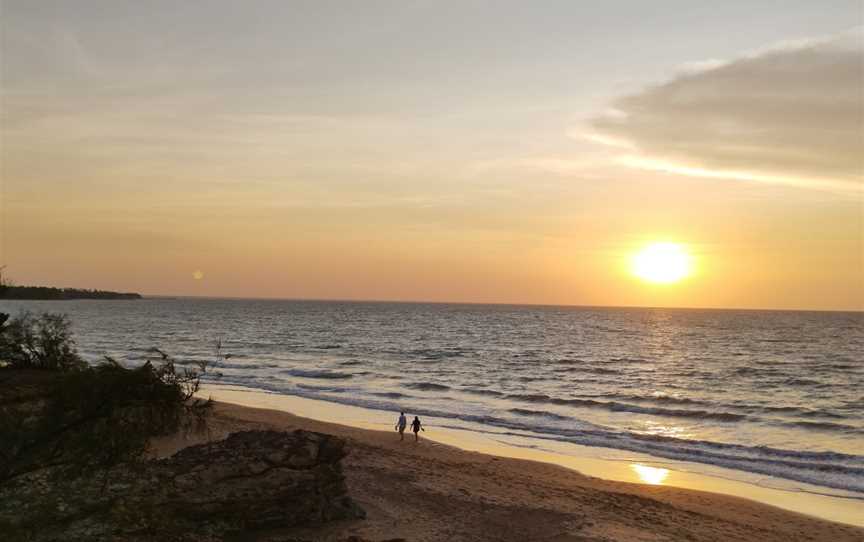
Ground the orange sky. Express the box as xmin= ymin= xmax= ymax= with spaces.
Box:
xmin=1 ymin=2 xmax=862 ymax=310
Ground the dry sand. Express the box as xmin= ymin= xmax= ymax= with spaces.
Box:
xmin=153 ymin=401 xmax=864 ymax=542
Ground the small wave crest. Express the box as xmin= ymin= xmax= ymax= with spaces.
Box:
xmin=212 ymin=361 xmax=281 ymax=371
xmin=400 ymin=348 xmax=468 ymax=361
xmin=459 ymin=387 xmax=504 ymax=397
xmin=404 ymin=382 xmax=451 ymax=391
xmin=504 ymin=393 xmax=747 ymax=422
xmin=285 ymin=369 xmax=354 ymax=380
xmin=297 ymin=383 xmax=348 ymax=393
xmin=786 ymin=420 xmax=864 ymax=434
xmin=509 ymin=408 xmax=570 ymax=422
xmin=555 ymin=366 xmax=621 ymax=376
xmin=371 ymin=391 xmax=408 ymax=399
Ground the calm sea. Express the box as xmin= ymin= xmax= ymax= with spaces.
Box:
xmin=2 ymin=298 xmax=862 ymax=495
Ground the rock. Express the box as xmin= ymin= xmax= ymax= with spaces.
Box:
xmin=0 ymin=430 xmax=365 ymax=541
xmin=268 ymin=538 xmax=406 ymax=542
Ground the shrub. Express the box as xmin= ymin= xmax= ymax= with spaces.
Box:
xmin=0 ymin=315 xmax=215 ymax=482
xmin=0 ymin=312 xmax=86 ymax=371
xmin=0 ymin=352 xmax=213 ymax=481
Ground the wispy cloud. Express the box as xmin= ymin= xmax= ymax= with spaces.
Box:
xmin=587 ymin=28 xmax=864 ymax=193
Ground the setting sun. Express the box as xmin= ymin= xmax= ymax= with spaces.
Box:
xmin=631 ymin=242 xmax=692 ymax=284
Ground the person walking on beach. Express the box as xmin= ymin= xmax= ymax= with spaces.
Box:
xmin=395 ymin=411 xmax=407 ymax=441
xmin=411 ymin=416 xmax=425 ymax=442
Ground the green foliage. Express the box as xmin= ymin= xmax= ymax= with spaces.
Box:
xmin=0 ymin=312 xmax=87 ymax=371
xmin=0 ymin=356 xmax=213 ymax=482
xmin=0 ymin=314 xmax=216 ymax=482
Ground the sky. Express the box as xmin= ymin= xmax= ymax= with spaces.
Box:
xmin=1 ymin=1 xmax=862 ymax=310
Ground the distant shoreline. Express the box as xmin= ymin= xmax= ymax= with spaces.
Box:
xmin=0 ymin=286 xmax=142 ymax=301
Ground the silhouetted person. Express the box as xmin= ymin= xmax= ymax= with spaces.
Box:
xmin=395 ymin=411 xmax=407 ymax=441
xmin=411 ymin=416 xmax=424 ymax=442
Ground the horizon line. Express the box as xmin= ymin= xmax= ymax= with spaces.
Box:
xmin=4 ymin=280 xmax=860 ymax=313
xmin=138 ymin=293 xmax=864 ymax=314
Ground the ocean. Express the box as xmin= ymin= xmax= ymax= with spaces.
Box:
xmin=2 ymin=298 xmax=862 ymax=497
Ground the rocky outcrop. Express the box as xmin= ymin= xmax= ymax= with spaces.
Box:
xmin=0 ymin=430 xmax=365 ymax=541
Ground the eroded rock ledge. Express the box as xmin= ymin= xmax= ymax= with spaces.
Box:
xmin=1 ymin=430 xmax=365 ymax=541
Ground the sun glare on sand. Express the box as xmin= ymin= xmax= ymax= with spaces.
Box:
xmin=631 ymin=464 xmax=670 ymax=485
xmin=631 ymin=242 xmax=692 ymax=284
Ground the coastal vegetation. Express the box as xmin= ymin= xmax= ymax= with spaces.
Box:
xmin=0 ymin=268 xmax=141 ymax=300
xmin=0 ymin=312 xmax=212 ymax=481
xmin=0 ymin=312 xmax=87 ymax=371
xmin=0 ymin=312 xmax=366 ymax=540
xmin=0 ymin=285 xmax=142 ymax=300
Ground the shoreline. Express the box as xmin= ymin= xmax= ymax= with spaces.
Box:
xmin=201 ymin=385 xmax=864 ymax=527
xmin=200 ymin=381 xmax=864 ymax=500
xmin=162 ymin=384 xmax=864 ymax=540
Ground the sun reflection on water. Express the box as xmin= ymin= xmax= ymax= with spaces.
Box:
xmin=631 ymin=463 xmax=670 ymax=485
xmin=636 ymin=420 xmax=691 ymax=440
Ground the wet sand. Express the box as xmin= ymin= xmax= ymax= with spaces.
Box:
xmin=153 ymin=392 xmax=864 ymax=541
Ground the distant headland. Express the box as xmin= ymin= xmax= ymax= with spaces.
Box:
xmin=0 ymin=285 xmax=142 ymax=300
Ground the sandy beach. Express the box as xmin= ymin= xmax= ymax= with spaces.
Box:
xmin=153 ymin=395 xmax=864 ymax=542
